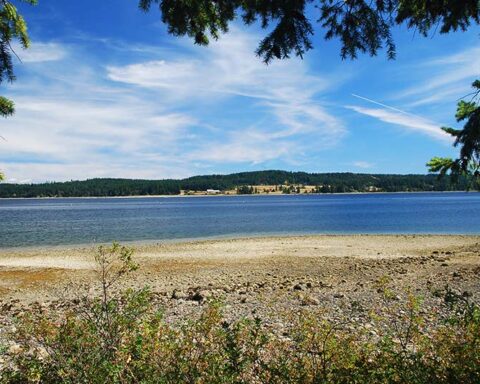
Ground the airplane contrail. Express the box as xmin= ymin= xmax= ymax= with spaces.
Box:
xmin=351 ymin=93 xmax=431 ymax=121
xmin=350 ymin=93 xmax=449 ymax=136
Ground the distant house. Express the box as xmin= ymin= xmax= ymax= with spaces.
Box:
xmin=206 ymin=189 xmax=221 ymax=195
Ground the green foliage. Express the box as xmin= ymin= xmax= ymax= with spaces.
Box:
xmin=0 ymin=95 xmax=13 ymax=117
xmin=140 ymin=1 xmax=479 ymax=63
xmin=236 ymin=185 xmax=253 ymax=194
xmin=0 ymin=0 xmax=36 ymax=117
xmin=1 ymin=245 xmax=480 ymax=383
xmin=427 ymin=157 xmax=457 ymax=177
xmin=396 ymin=0 xmax=480 ymax=35
xmin=428 ymin=80 xmax=480 ymax=190
xmin=139 ymin=0 xmax=237 ymax=46
xmin=0 ymin=171 xmax=469 ymax=197
xmin=2 ymin=286 xmax=480 ymax=382
xmin=139 ymin=0 xmax=314 ymax=63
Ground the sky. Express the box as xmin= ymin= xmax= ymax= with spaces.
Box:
xmin=0 ymin=0 xmax=479 ymax=183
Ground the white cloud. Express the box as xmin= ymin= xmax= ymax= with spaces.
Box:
xmin=107 ymin=28 xmax=345 ymax=150
xmin=14 ymin=42 xmax=67 ymax=63
xmin=352 ymin=161 xmax=374 ymax=169
xmin=0 ymin=75 xmax=201 ymax=182
xmin=396 ymin=46 xmax=480 ymax=105
xmin=190 ymin=140 xmax=290 ymax=164
xmin=107 ymin=30 xmax=328 ymax=102
xmin=347 ymin=105 xmax=452 ymax=142
xmin=108 ymin=60 xmax=199 ymax=90
xmin=407 ymin=85 xmax=468 ymax=107
xmin=1 ymin=30 xmax=347 ymax=182
xmin=346 ymin=47 xmax=479 ymax=145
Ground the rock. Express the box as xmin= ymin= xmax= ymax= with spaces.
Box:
xmin=172 ymin=289 xmax=186 ymax=300
xmin=300 ymin=295 xmax=320 ymax=306
xmin=189 ymin=290 xmax=209 ymax=303
xmin=293 ymin=284 xmax=303 ymax=291
xmin=8 ymin=344 xmax=22 ymax=355
xmin=37 ymin=347 xmax=49 ymax=360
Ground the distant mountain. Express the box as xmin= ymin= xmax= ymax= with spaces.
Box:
xmin=0 ymin=170 xmax=468 ymax=198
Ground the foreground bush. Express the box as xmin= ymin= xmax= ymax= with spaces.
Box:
xmin=1 ymin=245 xmax=479 ymax=383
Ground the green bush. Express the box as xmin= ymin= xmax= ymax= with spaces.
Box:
xmin=1 ymin=245 xmax=479 ymax=383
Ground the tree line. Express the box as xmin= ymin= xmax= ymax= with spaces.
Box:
xmin=0 ymin=171 xmax=470 ymax=198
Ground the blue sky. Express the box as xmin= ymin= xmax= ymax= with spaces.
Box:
xmin=0 ymin=0 xmax=479 ymax=182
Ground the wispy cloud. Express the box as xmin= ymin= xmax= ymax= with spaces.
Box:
xmin=347 ymin=46 xmax=479 ymax=143
xmin=14 ymin=42 xmax=67 ymax=63
xmin=348 ymin=92 xmax=452 ymax=142
xmin=108 ymin=30 xmax=344 ymax=131
xmin=352 ymin=161 xmax=374 ymax=169
xmin=347 ymin=104 xmax=451 ymax=142
xmin=106 ymin=29 xmax=346 ymax=166
xmin=1 ymin=30 xmax=346 ymax=182
xmin=396 ymin=46 xmax=480 ymax=106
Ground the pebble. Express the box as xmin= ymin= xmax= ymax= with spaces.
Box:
xmin=293 ymin=284 xmax=303 ymax=291
xmin=8 ymin=344 xmax=22 ymax=355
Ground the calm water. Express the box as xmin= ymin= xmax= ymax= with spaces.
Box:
xmin=0 ymin=193 xmax=479 ymax=248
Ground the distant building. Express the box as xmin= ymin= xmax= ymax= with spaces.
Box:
xmin=206 ymin=189 xmax=221 ymax=195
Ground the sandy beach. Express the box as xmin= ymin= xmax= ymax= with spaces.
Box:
xmin=0 ymin=235 xmax=479 ymax=324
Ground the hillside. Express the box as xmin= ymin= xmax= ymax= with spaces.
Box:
xmin=0 ymin=170 xmax=468 ymax=198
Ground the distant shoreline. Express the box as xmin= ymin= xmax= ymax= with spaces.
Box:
xmin=0 ymin=190 xmax=473 ymax=200
xmin=0 ymin=170 xmax=471 ymax=198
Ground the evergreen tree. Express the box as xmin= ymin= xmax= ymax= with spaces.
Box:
xmin=139 ymin=1 xmax=479 ymax=63
xmin=427 ymin=80 xmax=480 ymax=190
xmin=0 ymin=0 xmax=36 ymax=117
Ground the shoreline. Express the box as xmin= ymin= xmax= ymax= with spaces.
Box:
xmin=0 ymin=190 xmax=473 ymax=200
xmin=1 ymin=232 xmax=479 ymax=253
xmin=0 ymin=233 xmax=478 ymax=267
xmin=1 ymin=234 xmax=479 ymax=325
xmin=2 ymin=235 xmax=479 ymax=380
xmin=0 ymin=234 xmax=479 ymax=319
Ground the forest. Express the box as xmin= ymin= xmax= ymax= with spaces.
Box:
xmin=0 ymin=171 xmax=469 ymax=198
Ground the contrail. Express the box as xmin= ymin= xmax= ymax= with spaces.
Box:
xmin=0 ymin=135 xmax=6 ymax=141
xmin=350 ymin=93 xmax=449 ymax=137
xmin=351 ymin=93 xmax=430 ymax=121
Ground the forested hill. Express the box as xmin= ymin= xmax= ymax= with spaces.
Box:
xmin=0 ymin=171 xmax=469 ymax=198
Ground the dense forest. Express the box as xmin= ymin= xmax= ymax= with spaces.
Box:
xmin=0 ymin=170 xmax=470 ymax=198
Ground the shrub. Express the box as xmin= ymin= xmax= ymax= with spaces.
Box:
xmin=1 ymin=246 xmax=479 ymax=383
